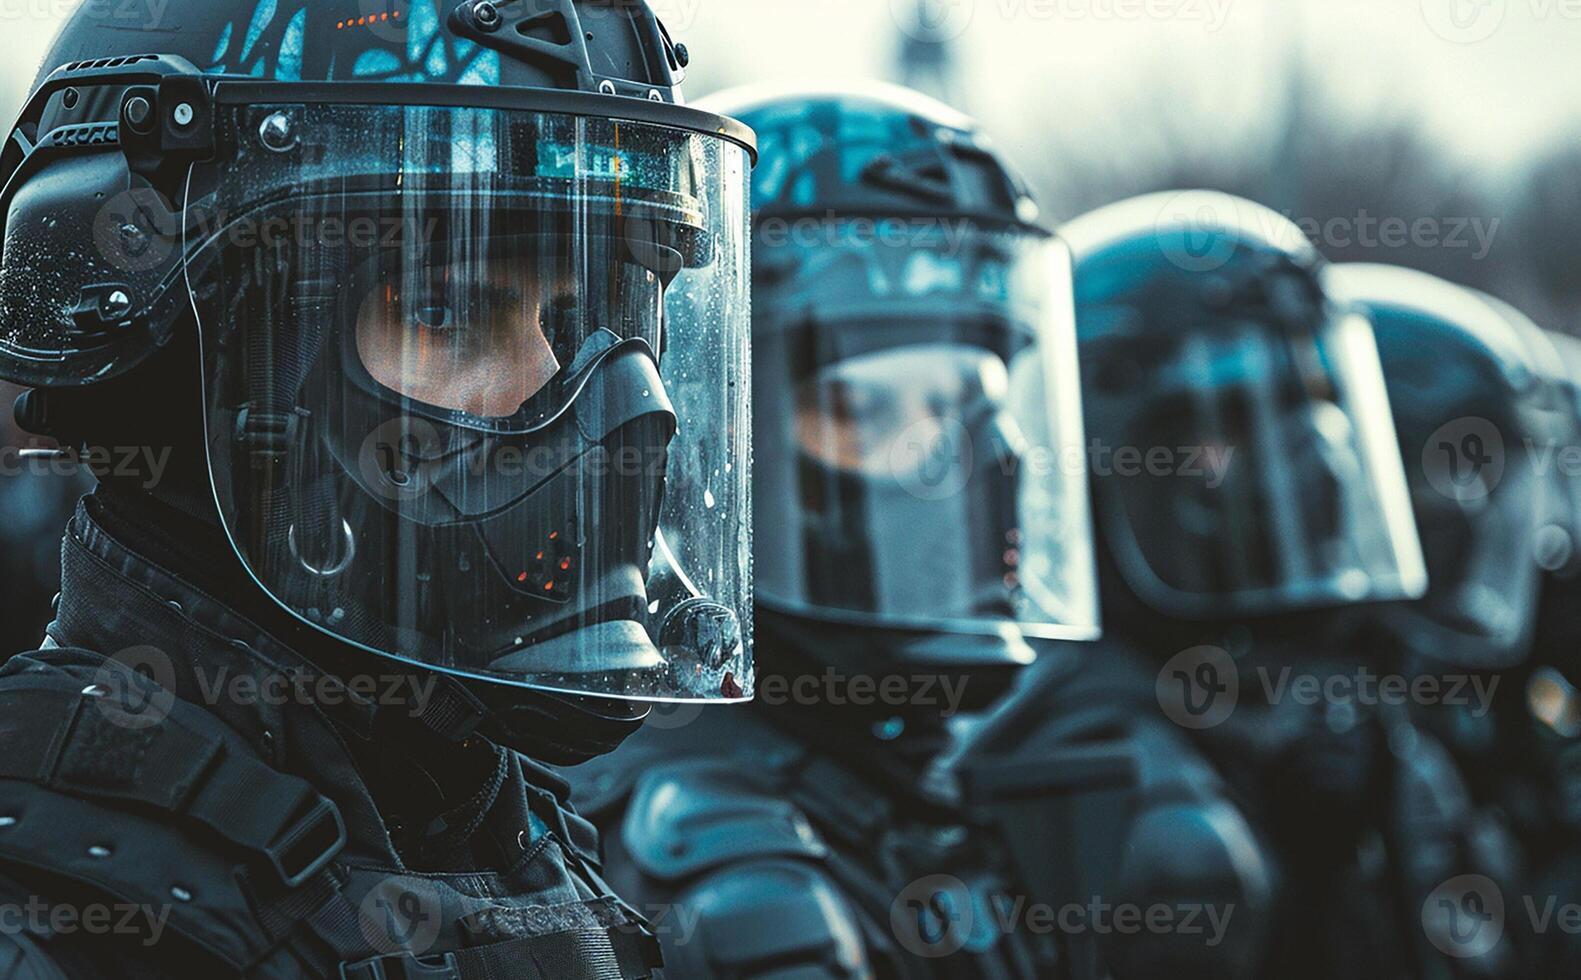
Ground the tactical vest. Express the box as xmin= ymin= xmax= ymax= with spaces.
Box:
xmin=0 ymin=498 xmax=663 ymax=979
xmin=576 ymin=708 xmax=1063 ymax=980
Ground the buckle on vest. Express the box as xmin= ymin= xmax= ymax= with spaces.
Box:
xmin=340 ymin=951 xmax=460 ymax=980
xmin=269 ymin=795 xmax=347 ymax=888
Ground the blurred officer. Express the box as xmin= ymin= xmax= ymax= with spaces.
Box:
xmin=573 ymin=83 xmax=1107 ymax=979
xmin=0 ymin=1 xmax=756 ymax=976
xmin=1325 ymin=263 xmax=1556 ymax=978
xmin=1522 ymin=326 xmax=1581 ymax=977
xmin=1054 ymin=195 xmax=1462 ymax=980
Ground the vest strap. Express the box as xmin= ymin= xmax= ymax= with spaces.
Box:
xmin=339 ymin=926 xmax=662 ymax=980
xmin=0 ymin=675 xmax=346 ymax=889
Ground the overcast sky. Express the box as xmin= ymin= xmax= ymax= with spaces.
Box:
xmin=1 ymin=0 xmax=1576 ymax=179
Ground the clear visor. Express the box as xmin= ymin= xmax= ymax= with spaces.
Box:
xmin=186 ymin=102 xmax=753 ymax=701
xmin=1082 ymin=309 xmax=1427 ymax=617
xmin=753 ymin=232 xmax=1101 ymax=640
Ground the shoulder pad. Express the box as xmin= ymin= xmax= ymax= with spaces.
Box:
xmin=623 ymin=759 xmax=827 ymax=883
xmin=659 ymin=860 xmax=871 ymax=979
xmin=0 ymin=931 xmax=68 ymax=980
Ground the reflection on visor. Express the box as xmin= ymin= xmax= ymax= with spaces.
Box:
xmin=187 ymin=101 xmax=754 ymax=701
xmin=1088 ymin=311 xmax=1426 ymax=616
xmin=752 ymin=226 xmax=1101 ymax=641
xmin=794 ymin=343 xmax=1009 ymax=479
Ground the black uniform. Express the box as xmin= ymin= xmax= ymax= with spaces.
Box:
xmin=0 ymin=2 xmax=761 ymax=977
xmin=1059 ymin=202 xmax=1532 ymax=980
xmin=0 ymin=488 xmax=659 ymax=978
xmin=569 ymin=82 xmax=1121 ymax=979
xmin=575 ymin=669 xmax=1060 ymax=978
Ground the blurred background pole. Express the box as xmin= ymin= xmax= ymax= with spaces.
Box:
xmin=1266 ymin=0 xmax=1305 ymax=216
xmin=896 ymin=0 xmax=963 ymax=107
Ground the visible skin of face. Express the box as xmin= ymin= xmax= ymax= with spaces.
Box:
xmin=355 ymin=257 xmax=564 ymax=418
xmin=794 ymin=343 xmax=1006 ymax=477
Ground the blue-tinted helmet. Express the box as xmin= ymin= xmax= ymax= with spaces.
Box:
xmin=0 ymin=0 xmax=760 ymax=702
xmin=1328 ymin=263 xmax=1552 ymax=669
xmin=703 ymin=82 xmax=1101 ymax=663
xmin=1069 ymin=192 xmax=1427 ymax=624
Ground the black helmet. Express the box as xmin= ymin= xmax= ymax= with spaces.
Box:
xmin=705 ymin=82 xmax=1100 ymax=679
xmin=0 ymin=0 xmax=758 ymax=702
xmin=1327 ymin=263 xmax=1551 ymax=670
xmin=1068 ymin=192 xmax=1427 ymax=633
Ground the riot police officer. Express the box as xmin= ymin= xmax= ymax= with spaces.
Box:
xmin=1038 ymin=195 xmax=1468 ymax=980
xmin=572 ymin=82 xmax=1109 ymax=978
xmin=1331 ymin=265 xmax=1577 ymax=977
xmin=0 ymin=1 xmax=756 ymax=976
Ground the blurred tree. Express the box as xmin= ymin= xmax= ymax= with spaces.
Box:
xmin=1506 ymin=136 xmax=1581 ymax=336
xmin=1026 ymin=65 xmax=1519 ymax=318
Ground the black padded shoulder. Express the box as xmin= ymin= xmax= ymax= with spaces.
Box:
xmin=622 ymin=758 xmax=828 ymax=883
xmin=0 ymin=932 xmax=67 ymax=980
xmin=660 ymin=859 xmax=872 ymax=979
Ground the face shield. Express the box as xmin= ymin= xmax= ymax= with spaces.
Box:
xmin=183 ymin=99 xmax=753 ymax=701
xmin=1081 ymin=304 xmax=1427 ymax=619
xmin=1374 ymin=312 xmax=1550 ymax=668
xmin=752 ymin=222 xmax=1100 ymax=640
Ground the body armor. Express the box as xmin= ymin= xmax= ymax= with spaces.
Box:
xmin=0 ymin=489 xmax=661 ymax=979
